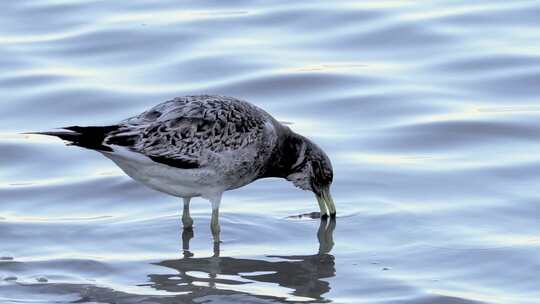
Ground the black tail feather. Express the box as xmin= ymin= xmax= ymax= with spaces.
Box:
xmin=26 ymin=125 xmax=120 ymax=152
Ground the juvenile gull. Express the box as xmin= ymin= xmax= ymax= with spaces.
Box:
xmin=31 ymin=95 xmax=335 ymax=241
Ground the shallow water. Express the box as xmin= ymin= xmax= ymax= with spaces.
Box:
xmin=2 ymin=1 xmax=540 ymax=303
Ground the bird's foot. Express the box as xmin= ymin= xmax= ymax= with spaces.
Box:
xmin=181 ymin=227 xmax=194 ymax=258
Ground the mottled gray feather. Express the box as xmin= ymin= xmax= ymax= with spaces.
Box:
xmin=104 ymin=95 xmax=273 ymax=169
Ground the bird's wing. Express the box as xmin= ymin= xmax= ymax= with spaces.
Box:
xmin=104 ymin=96 xmax=270 ymax=169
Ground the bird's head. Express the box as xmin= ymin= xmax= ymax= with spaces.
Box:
xmin=286 ymin=136 xmax=335 ymax=217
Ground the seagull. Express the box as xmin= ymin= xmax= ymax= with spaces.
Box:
xmin=29 ymin=95 xmax=335 ymax=241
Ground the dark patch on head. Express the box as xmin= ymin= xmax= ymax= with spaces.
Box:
xmin=259 ymin=131 xmax=306 ymax=178
xmin=310 ymin=158 xmax=333 ymax=195
xmin=310 ymin=149 xmax=334 ymax=194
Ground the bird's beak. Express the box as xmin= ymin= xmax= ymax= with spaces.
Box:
xmin=316 ymin=187 xmax=336 ymax=218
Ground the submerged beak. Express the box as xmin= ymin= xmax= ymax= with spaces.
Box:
xmin=316 ymin=187 xmax=336 ymax=218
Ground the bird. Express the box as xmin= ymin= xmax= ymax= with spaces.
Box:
xmin=28 ymin=95 xmax=335 ymax=242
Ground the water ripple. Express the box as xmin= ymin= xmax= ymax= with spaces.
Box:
xmin=1 ymin=0 xmax=540 ymax=303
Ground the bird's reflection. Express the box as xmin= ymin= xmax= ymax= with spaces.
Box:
xmin=147 ymin=219 xmax=336 ymax=302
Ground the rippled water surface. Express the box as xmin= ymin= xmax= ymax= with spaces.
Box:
xmin=2 ymin=1 xmax=540 ymax=303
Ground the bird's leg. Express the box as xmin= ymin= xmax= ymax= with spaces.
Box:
xmin=213 ymin=239 xmax=220 ymax=257
xmin=210 ymin=196 xmax=221 ymax=243
xmin=182 ymin=226 xmax=194 ymax=258
xmin=182 ymin=197 xmax=193 ymax=229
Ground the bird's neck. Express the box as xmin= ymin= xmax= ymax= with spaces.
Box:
xmin=259 ymin=128 xmax=306 ymax=179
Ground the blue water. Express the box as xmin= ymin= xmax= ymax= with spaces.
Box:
xmin=2 ymin=1 xmax=540 ymax=303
